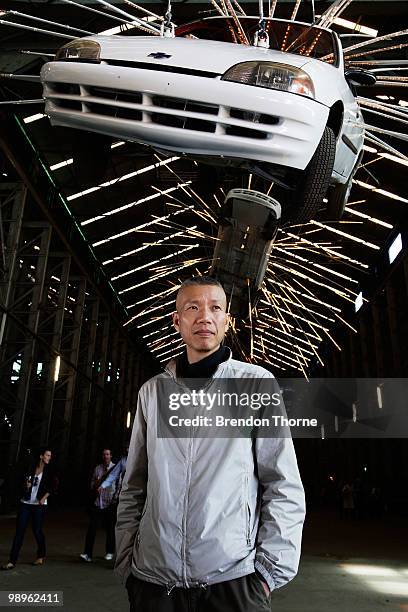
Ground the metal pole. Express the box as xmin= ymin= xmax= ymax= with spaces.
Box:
xmin=13 ymin=225 xmax=52 ymax=462
xmin=0 ymin=19 xmax=75 ymax=39
xmin=58 ymin=277 xmax=86 ymax=468
xmin=43 ymin=256 xmax=71 ymax=443
xmin=0 ymin=187 xmax=26 ymax=348
xmin=5 ymin=10 xmax=95 ymax=36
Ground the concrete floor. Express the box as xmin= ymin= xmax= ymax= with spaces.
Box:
xmin=0 ymin=508 xmax=407 ymax=612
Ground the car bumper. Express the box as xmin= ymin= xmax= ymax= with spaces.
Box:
xmin=41 ymin=61 xmax=329 ymax=170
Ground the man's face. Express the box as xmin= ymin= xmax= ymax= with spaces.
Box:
xmin=41 ymin=451 xmax=52 ymax=464
xmin=172 ymin=284 xmax=229 ymax=363
xmin=102 ymin=449 xmax=112 ymax=465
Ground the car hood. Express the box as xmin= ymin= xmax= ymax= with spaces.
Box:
xmin=89 ymin=35 xmax=311 ymax=74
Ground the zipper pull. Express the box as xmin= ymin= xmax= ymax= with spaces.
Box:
xmin=166 ymin=583 xmax=176 ymax=596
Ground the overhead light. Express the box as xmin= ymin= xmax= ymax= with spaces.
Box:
xmin=111 ymin=141 xmax=125 ymax=149
xmin=398 ymin=100 xmax=408 ymax=107
xmin=379 ymin=152 xmax=408 ymax=168
xmin=334 ymin=18 xmax=378 ymax=37
xmin=344 ymin=206 xmax=393 ymax=229
xmin=50 ymin=158 xmax=73 ymax=171
xmin=53 ymin=355 xmax=61 ymax=382
xmin=354 ymin=180 xmax=408 ymax=205
xmin=50 ymin=142 xmax=124 ymax=172
xmin=126 ymin=411 xmax=131 ymax=429
xmin=81 ymin=182 xmax=190 ymax=226
xmin=363 ymin=145 xmax=377 ymax=153
xmin=388 ymin=233 xmax=402 ymax=264
xmin=376 ymin=385 xmax=383 ymax=409
xmin=355 ymin=291 xmax=363 ymax=313
xmin=23 ymin=113 xmax=46 ymax=124
xmin=67 ymin=156 xmax=179 ymax=201
xmin=309 ymin=219 xmax=380 ymax=250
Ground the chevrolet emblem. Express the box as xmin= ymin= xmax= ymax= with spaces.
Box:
xmin=148 ymin=52 xmax=172 ymax=59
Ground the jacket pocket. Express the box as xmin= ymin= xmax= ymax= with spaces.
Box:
xmin=136 ymin=496 xmax=149 ymax=550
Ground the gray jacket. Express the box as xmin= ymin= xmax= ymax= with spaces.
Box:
xmin=115 ymin=350 xmax=306 ymax=593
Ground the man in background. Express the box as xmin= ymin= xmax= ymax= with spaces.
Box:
xmin=80 ymin=448 xmax=116 ymax=563
xmin=99 ymin=445 xmax=129 ymax=502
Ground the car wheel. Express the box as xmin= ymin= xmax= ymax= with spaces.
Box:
xmin=287 ymin=126 xmax=336 ymax=224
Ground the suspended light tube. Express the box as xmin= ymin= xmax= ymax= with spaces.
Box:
xmin=54 ymin=356 xmax=61 ymax=382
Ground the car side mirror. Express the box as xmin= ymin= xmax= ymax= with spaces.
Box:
xmin=345 ymin=68 xmax=377 ymax=87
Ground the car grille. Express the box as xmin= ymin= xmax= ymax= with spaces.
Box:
xmin=45 ymin=82 xmax=280 ymax=141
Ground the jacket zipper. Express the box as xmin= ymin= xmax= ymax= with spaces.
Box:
xmin=164 ymin=354 xmax=230 ymax=588
xmin=244 ymin=473 xmax=251 ymax=546
xmin=181 ymin=433 xmax=194 ymax=587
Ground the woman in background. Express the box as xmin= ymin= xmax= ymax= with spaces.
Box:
xmin=1 ymin=447 xmax=56 ymax=570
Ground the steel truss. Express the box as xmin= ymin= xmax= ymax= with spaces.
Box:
xmin=0 ymin=120 xmax=156 ymax=509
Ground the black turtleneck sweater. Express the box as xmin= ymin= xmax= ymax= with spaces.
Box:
xmin=176 ymin=345 xmax=230 ymax=381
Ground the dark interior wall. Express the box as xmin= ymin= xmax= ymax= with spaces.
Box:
xmin=297 ymin=243 xmax=408 ymax=516
xmin=318 ymin=245 xmax=408 ymax=378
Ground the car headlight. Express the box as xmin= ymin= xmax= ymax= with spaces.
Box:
xmin=222 ymin=62 xmax=315 ymax=98
xmin=55 ymin=39 xmax=101 ymax=63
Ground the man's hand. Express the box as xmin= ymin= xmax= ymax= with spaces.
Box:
xmin=38 ymin=497 xmax=46 ymax=505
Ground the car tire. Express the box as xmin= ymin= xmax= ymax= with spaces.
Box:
xmin=287 ymin=126 xmax=336 ymax=224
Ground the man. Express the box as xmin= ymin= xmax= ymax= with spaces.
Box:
xmin=99 ymin=445 xmax=129 ymax=501
xmin=115 ymin=276 xmax=306 ymax=611
xmin=80 ymin=448 xmax=116 ymax=563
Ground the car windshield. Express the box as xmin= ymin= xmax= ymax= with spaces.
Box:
xmin=177 ymin=18 xmax=337 ymax=65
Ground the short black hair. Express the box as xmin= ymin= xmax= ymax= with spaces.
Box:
xmin=177 ymin=276 xmax=224 ymax=293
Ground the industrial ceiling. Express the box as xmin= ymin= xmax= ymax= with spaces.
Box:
xmin=0 ymin=0 xmax=407 ymax=375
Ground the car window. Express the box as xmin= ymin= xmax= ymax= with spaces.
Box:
xmin=177 ymin=18 xmax=338 ymax=65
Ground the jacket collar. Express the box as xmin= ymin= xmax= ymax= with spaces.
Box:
xmin=164 ymin=346 xmax=232 ymax=381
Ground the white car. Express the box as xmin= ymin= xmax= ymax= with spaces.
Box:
xmin=211 ymin=188 xmax=281 ymax=315
xmin=41 ymin=17 xmax=373 ymax=221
